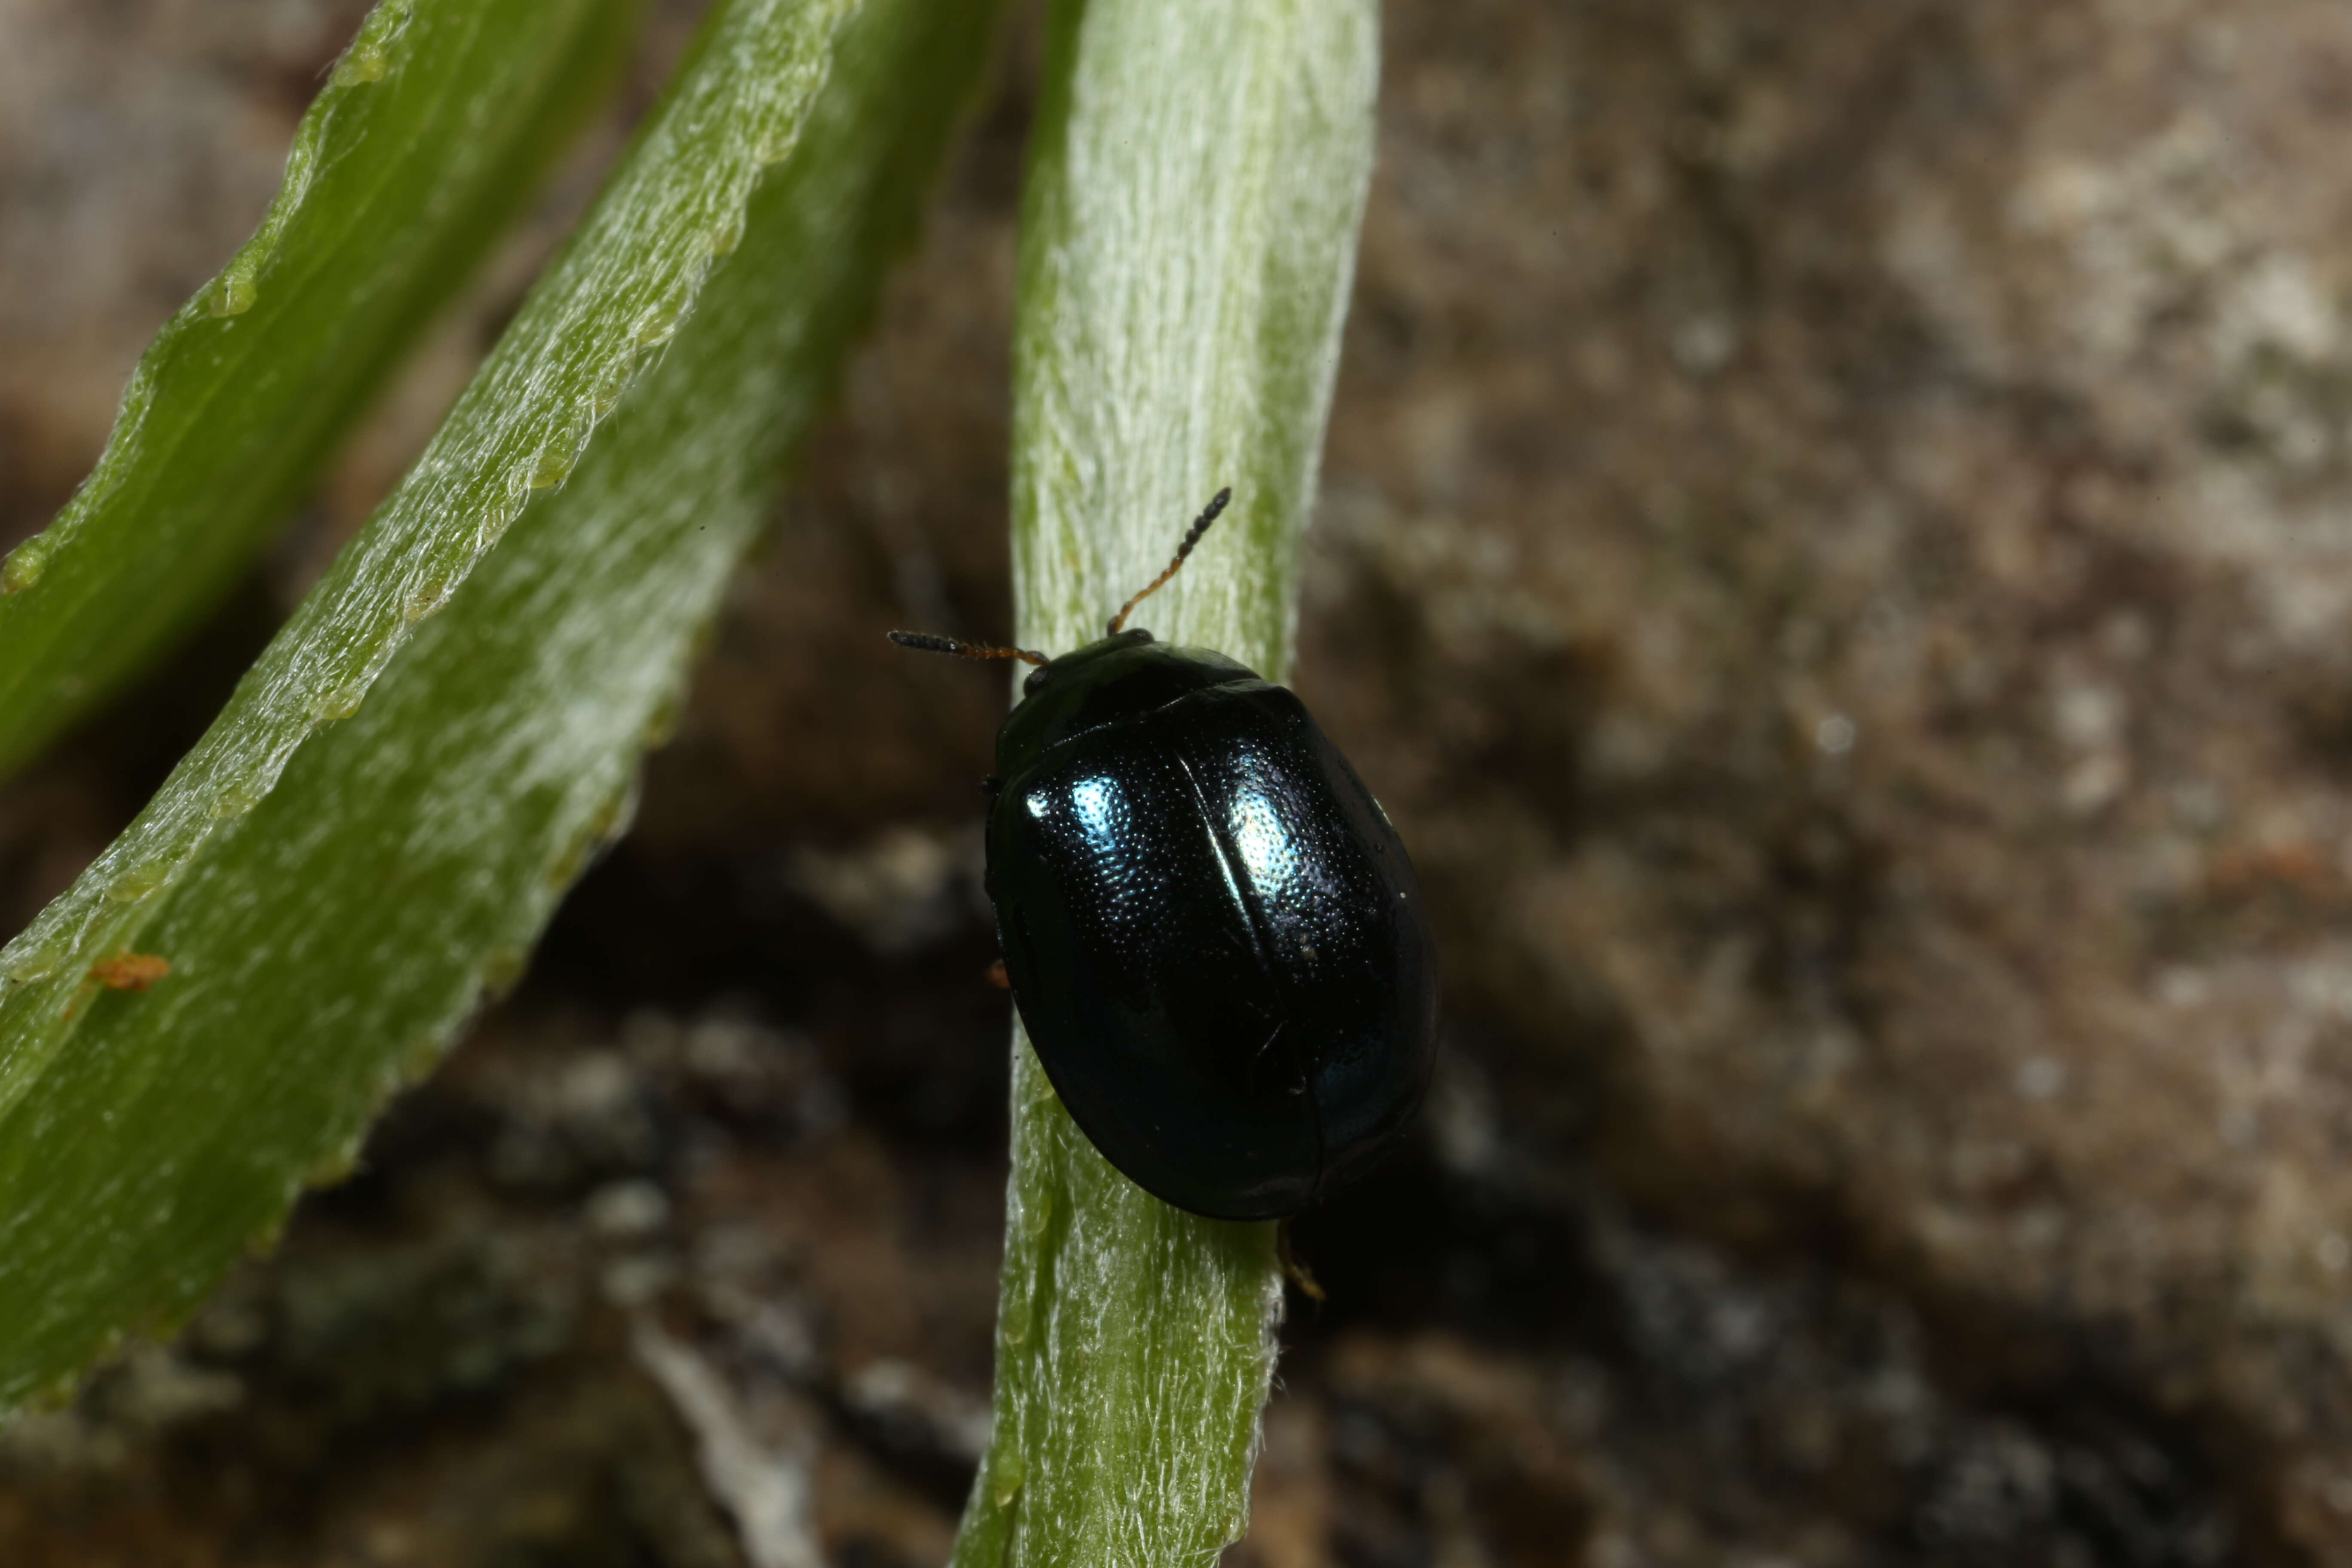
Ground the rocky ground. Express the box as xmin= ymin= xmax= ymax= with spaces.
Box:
xmin=7 ymin=0 xmax=2352 ymax=1564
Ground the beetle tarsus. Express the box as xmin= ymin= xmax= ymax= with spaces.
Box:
xmin=1277 ymin=1221 xmax=1327 ymax=1304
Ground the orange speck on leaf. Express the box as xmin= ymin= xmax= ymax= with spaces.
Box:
xmin=87 ymin=951 xmax=171 ymax=992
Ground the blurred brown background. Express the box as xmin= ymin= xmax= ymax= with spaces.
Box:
xmin=7 ymin=0 xmax=2352 ymax=1563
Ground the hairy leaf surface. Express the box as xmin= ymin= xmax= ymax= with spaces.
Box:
xmin=0 ymin=0 xmax=1004 ymax=1407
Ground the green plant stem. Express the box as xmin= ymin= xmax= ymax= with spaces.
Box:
xmin=950 ymin=0 xmax=1378 ymax=1560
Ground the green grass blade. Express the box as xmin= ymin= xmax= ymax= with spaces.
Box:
xmin=950 ymin=0 xmax=1378 ymax=1561
xmin=0 ymin=0 xmax=851 ymax=1106
xmin=0 ymin=0 xmax=638 ymax=779
xmin=0 ymin=0 xmax=1008 ymax=1406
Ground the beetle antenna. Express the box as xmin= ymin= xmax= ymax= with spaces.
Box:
xmin=1106 ymin=487 xmax=1232 ymax=636
xmin=886 ymin=630 xmax=1049 ymax=667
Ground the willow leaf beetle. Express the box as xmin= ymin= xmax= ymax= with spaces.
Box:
xmin=890 ymin=489 xmax=1437 ymax=1219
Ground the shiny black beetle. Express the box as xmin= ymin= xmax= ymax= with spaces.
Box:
xmin=889 ymin=489 xmax=1436 ymax=1219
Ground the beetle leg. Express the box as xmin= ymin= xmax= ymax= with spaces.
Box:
xmin=1276 ymin=1220 xmax=1326 ymax=1304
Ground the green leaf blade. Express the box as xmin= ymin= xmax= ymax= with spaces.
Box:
xmin=0 ymin=0 xmax=857 ymax=1108
xmin=953 ymin=0 xmax=1378 ymax=1561
xmin=0 ymin=0 xmax=639 ymax=778
xmin=0 ymin=0 xmax=1007 ymax=1408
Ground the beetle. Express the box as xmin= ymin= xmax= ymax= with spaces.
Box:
xmin=889 ymin=488 xmax=1437 ymax=1220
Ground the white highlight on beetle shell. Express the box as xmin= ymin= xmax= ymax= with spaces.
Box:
xmin=1067 ymin=775 xmax=1127 ymax=855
